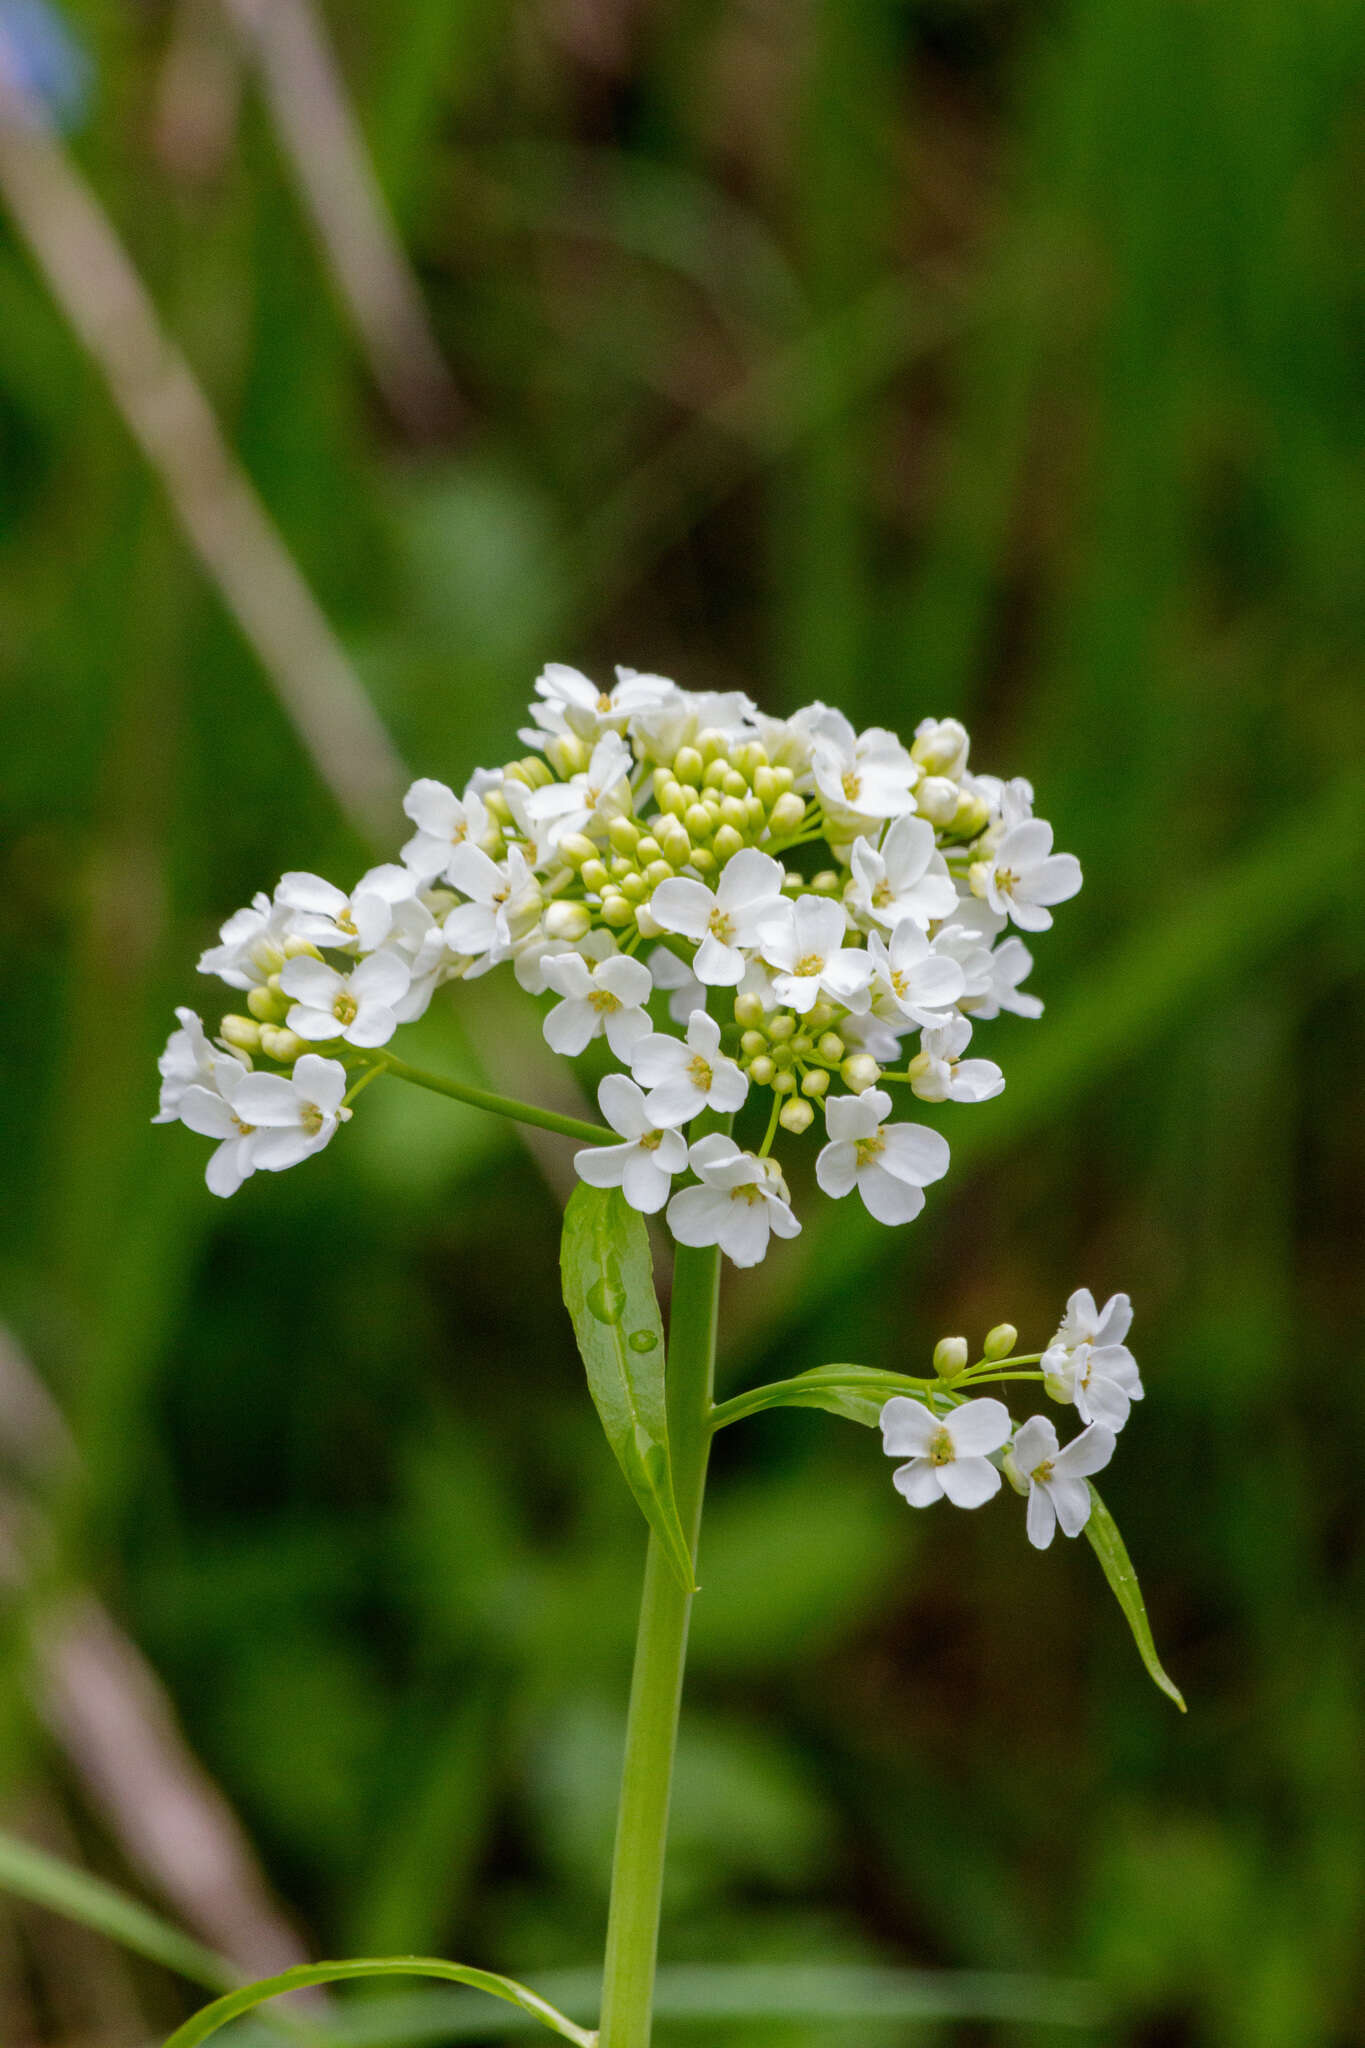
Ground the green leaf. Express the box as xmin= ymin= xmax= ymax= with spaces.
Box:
xmin=163 ymin=1958 xmax=597 ymax=2048
xmin=1085 ymin=1485 xmax=1186 ymax=1712
xmin=0 ymin=1829 xmax=234 ymax=1993
xmin=560 ymin=1183 xmax=696 ymax=1592
xmin=709 ymin=1365 xmax=934 ymax=1433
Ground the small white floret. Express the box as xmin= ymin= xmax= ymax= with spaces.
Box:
xmin=815 ymin=1088 xmax=950 ymax=1226
xmin=573 ymin=1074 xmax=689 ymax=1214
xmin=628 ymin=1009 xmax=749 ymax=1127
xmin=665 ymin=1133 xmax=800 ymax=1267
xmin=1009 ymin=1414 xmax=1115 ymax=1549
xmin=880 ymin=1396 xmax=1011 ymax=1509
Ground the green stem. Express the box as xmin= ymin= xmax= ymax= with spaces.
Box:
xmin=352 ymin=1051 xmax=614 ymax=1147
xmin=597 ymin=1235 xmax=722 ymax=2048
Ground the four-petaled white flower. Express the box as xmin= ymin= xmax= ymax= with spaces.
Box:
xmin=280 ymin=950 xmax=411 ymax=1047
xmin=666 ymin=1133 xmax=800 ymax=1267
xmin=629 ymin=1009 xmax=748 ymax=1127
xmin=880 ymin=1396 xmax=1011 ymax=1509
xmin=524 ymin=663 xmax=675 ymax=744
xmin=866 ymin=923 xmax=966 ymax=1029
xmin=277 ymin=865 xmax=417 ymax=953
xmin=646 ymin=944 xmax=705 ymax=1024
xmin=541 ymin=951 xmax=654 ymax=1059
xmin=1042 ymin=1289 xmax=1143 ymax=1430
xmin=757 ymin=895 xmax=872 ymax=1014
xmin=815 ymin=1088 xmax=950 ymax=1225
xmin=572 ymin=1074 xmax=689 ymax=1214
xmin=963 ymin=935 xmax=1042 ymax=1021
xmin=173 ymin=1053 xmax=259 ymax=1197
xmin=846 ymin=815 xmax=958 ymax=932
xmin=444 ymin=845 xmax=541 ymax=965
xmin=1009 ymin=1414 xmax=1114 ymax=1549
xmin=649 ymin=849 xmax=787 ymax=986
xmin=197 ymin=892 xmax=294 ymax=990
xmin=908 ymin=1015 xmax=1005 ymax=1105
xmin=973 ymin=819 xmax=1082 ymax=932
xmin=154 ymin=1007 xmax=219 ymax=1122
xmin=525 ymin=731 xmax=634 ymax=844
xmin=810 ymin=714 xmax=919 ymax=823
xmin=227 ymin=1055 xmax=351 ymax=1173
xmin=400 ymin=778 xmax=490 ymax=883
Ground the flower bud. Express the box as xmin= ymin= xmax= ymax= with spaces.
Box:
xmin=982 ymin=1322 xmax=1018 ymax=1361
xmin=810 ymin=869 xmax=840 ymax=896
xmin=658 ymin=779 xmax=689 ymax=818
xmin=282 ymin=935 xmax=322 ymax=960
xmin=698 ymin=728 xmax=727 ymax=763
xmin=221 ymin=1013 xmax=262 ymax=1054
xmin=841 ymin=1053 xmax=881 ymax=1092
xmin=748 ymin=1054 xmax=775 ymax=1086
xmin=734 ymin=992 xmax=766 ymax=1028
xmin=768 ymin=1013 xmax=796 ymax=1042
xmin=772 ymin=765 xmax=796 ymax=793
xmin=912 ymin=717 xmax=969 ymax=779
xmin=916 ymin=776 xmax=960 ymax=826
xmin=544 ymin=900 xmax=592 ymax=941
xmin=753 ymin=766 xmax=780 ymax=806
xmin=684 ymin=803 xmax=713 ymax=840
xmin=741 ymin=1030 xmax=768 ymax=1059
xmin=601 ymin=893 xmax=635 ymax=928
xmin=769 ymin=792 xmax=807 ymax=835
xmin=771 ymin=1068 xmax=797 ymax=1094
xmin=743 ymin=793 xmax=767 ymax=833
xmin=690 ymin=847 xmax=718 ymax=875
xmin=581 ymin=858 xmax=609 ymax=892
xmin=718 ymin=794 xmax=748 ymax=830
xmin=1001 ymin=1448 xmax=1029 ymax=1497
xmin=722 ymin=768 xmax=748 ymax=798
xmin=643 ymin=860 xmax=674 ymax=888
xmin=608 ymin=817 xmax=641 ymax=856
xmin=702 ymin=758 xmax=730 ymax=790
xmin=933 ymin=1335 xmax=969 ymax=1378
xmin=259 ymin=1024 xmax=308 ymax=1063
xmin=673 ymin=745 xmax=705 ymax=788
xmin=713 ymin=824 xmax=744 ymax=862
xmin=800 ymin=1067 xmax=829 ymax=1098
xmin=656 ymin=818 xmax=692 ymax=866
xmin=547 ymin=734 xmax=589 ymax=778
xmin=779 ymin=1097 xmax=814 ymax=1133
xmin=816 ymin=1031 xmax=845 ymax=1063
xmin=634 ymin=903 xmax=665 ymax=940
xmin=246 ymin=984 xmax=287 ymax=1023
xmin=620 ymin=873 xmax=647 ymax=902
xmin=516 ymin=754 xmax=555 ymax=788
xmin=636 ymin=835 xmax=662 ymax=864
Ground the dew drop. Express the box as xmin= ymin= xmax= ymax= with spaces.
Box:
xmin=627 ymin=1328 xmax=658 ymax=1353
xmin=586 ymin=1274 xmax=627 ymax=1325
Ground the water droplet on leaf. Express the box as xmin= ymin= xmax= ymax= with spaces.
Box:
xmin=627 ymin=1328 xmax=658 ymax=1353
xmin=586 ymin=1273 xmax=626 ymax=1324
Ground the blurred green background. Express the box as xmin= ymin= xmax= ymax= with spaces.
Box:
xmin=1 ymin=1 xmax=1363 ymax=2043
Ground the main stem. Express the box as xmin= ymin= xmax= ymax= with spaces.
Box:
xmin=596 ymin=1236 xmax=721 ymax=2048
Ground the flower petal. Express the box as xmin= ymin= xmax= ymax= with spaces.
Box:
xmin=937 ymin=1456 xmax=1002 ymax=1508
xmin=946 ymin=1398 xmax=1011 ymax=1456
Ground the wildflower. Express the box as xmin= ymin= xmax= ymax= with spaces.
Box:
xmin=197 ymin=892 xmax=295 ymax=991
xmin=757 ymin=895 xmax=872 ymax=1014
xmin=525 ymin=732 xmax=634 ymax=844
xmin=280 ymin=950 xmax=411 ymax=1048
xmin=153 ymin=1007 xmax=220 ymax=1122
xmin=906 ymin=1015 xmax=1005 ymax=1105
xmin=964 ymin=935 xmax=1043 ymax=1022
xmin=815 ymin=1088 xmax=950 ymax=1225
xmin=649 ymin=849 xmax=787 ymax=986
xmin=666 ymin=1134 xmax=800 ymax=1267
xmin=646 ymin=944 xmax=705 ymax=1025
xmin=810 ymin=714 xmax=919 ymax=824
xmin=880 ymin=1396 xmax=1012 ymax=1508
xmin=444 ymin=845 xmax=542 ymax=965
xmin=541 ymin=951 xmax=654 ymax=1060
xmin=524 ymin=663 xmax=674 ymax=745
xmin=1008 ymin=1415 xmax=1115 ymax=1549
xmin=229 ymin=1055 xmax=351 ymax=1172
xmin=629 ymin=1009 xmax=749 ymax=1127
xmin=276 ymin=865 xmax=417 ymax=953
xmin=866 ymin=923 xmax=966 ymax=1029
xmin=400 ymin=778 xmax=491 ymax=883
xmin=572 ymin=1075 xmax=689 ymax=1214
xmin=173 ymin=1054 xmax=260 ymax=1197
xmin=846 ymin=815 xmax=958 ymax=932
xmin=971 ymin=819 xmax=1082 ymax=933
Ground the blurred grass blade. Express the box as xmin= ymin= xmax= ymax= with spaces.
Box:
xmin=228 ymin=1961 xmax=1103 ymax=2042
xmin=0 ymin=1829 xmax=235 ymax=1991
xmin=163 ymin=1958 xmax=597 ymax=2048
xmin=1085 ymin=1486 xmax=1186 ymax=1712
xmin=561 ymin=1185 xmax=695 ymax=1592
xmin=710 ymin=1365 xmax=932 ymax=1431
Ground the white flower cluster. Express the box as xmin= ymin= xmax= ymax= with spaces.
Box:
xmin=880 ymin=1290 xmax=1144 ymax=1549
xmin=157 ymin=666 xmax=1081 ymax=1228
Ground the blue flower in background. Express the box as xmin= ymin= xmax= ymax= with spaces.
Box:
xmin=0 ymin=0 xmax=91 ymax=129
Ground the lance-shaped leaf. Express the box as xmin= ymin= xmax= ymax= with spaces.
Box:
xmin=709 ymin=1364 xmax=935 ymax=1433
xmin=561 ymin=1183 xmax=696 ymax=1592
xmin=1085 ymin=1484 xmax=1186 ymax=1711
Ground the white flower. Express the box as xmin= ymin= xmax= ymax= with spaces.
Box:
xmin=572 ymin=1074 xmax=689 ymax=1214
xmin=228 ymin=1055 xmax=351 ymax=1172
xmin=629 ymin=1009 xmax=748 ymax=1127
xmin=880 ymin=1396 xmax=1011 ymax=1509
xmin=630 ymin=687 xmax=758 ymax=763
xmin=649 ymin=848 xmax=786 ymax=986
xmin=400 ymin=778 xmax=491 ymax=883
xmin=815 ymin=1088 xmax=950 ymax=1225
xmin=1009 ymin=1414 xmax=1115 ymax=1549
xmin=973 ymin=819 xmax=1082 ymax=933
xmin=154 ymin=1007 xmax=219 ymax=1122
xmin=646 ymin=944 xmax=706 ymax=1024
xmin=280 ymin=949 xmax=411 ymax=1048
xmin=908 ymin=1014 xmax=1004 ymax=1105
xmin=756 ymin=895 xmax=872 ymax=1014
xmin=541 ymin=951 xmax=654 ymax=1060
xmin=524 ymin=732 xmax=634 ymax=845
xmin=444 ymin=845 xmax=542 ymax=965
xmin=524 ymin=663 xmax=675 ymax=745
xmin=1041 ymin=1291 xmax=1142 ymax=1431
xmin=846 ymin=816 xmax=957 ymax=932
xmin=197 ymin=892 xmax=294 ymax=990
xmin=514 ymin=924 xmax=615 ymax=996
xmin=911 ymin=716 xmax=970 ymax=780
xmin=276 ymin=865 xmax=418 ymax=953
xmin=174 ymin=1054 xmax=260 ymax=1197
xmin=666 ymin=1134 xmax=800 ymax=1267
xmin=963 ymin=935 xmax=1042 ymax=1021
xmin=866 ymin=924 xmax=966 ymax=1029
xmin=810 ymin=714 xmax=918 ymax=824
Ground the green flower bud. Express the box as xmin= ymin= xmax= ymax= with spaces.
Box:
xmin=816 ymin=1030 xmax=846 ymax=1064
xmin=753 ymin=767 xmax=780 ymax=806
xmin=713 ymin=824 xmax=744 ymax=861
xmin=768 ymin=1013 xmax=796 ymax=1042
xmin=1001 ymin=1448 xmax=1029 ymax=1497
xmin=620 ymin=872 xmax=647 ymax=902
xmin=790 ymin=1033 xmax=813 ymax=1057
xmin=733 ymin=992 xmax=766 ymax=1029
xmin=608 ymin=817 xmax=641 ymax=855
xmin=636 ymin=835 xmax=662 ymax=864
xmin=953 ymin=792 xmax=992 ymax=839
xmin=684 ymin=802 xmax=713 ymax=840
xmin=246 ymin=984 xmax=287 ymax=1023
xmin=547 ymin=734 xmax=589 ymax=778
xmin=221 ymin=1014 xmax=262 ymax=1053
xmin=736 ymin=741 xmax=768 ymax=776
xmin=916 ymin=775 xmax=960 ymax=826
xmin=698 ymin=728 xmax=727 ymax=763
xmin=740 ymin=1030 xmax=768 ymax=1059
xmin=719 ymin=794 xmax=748 ymax=831
xmin=658 ymin=780 xmax=689 ymax=818
xmin=810 ymin=869 xmax=840 ymax=896
xmin=581 ymin=858 xmax=609 ymax=893
xmin=771 ymin=1042 xmax=795 ymax=1070
xmin=609 ymin=855 xmax=634 ymax=880
xmin=559 ymin=833 xmax=600 ymax=867
xmin=601 ymin=893 xmax=635 ymax=927
xmin=674 ymin=745 xmax=705 ymax=787
xmin=800 ymin=1067 xmax=830 ymax=1098
xmin=748 ymin=1054 xmax=776 ymax=1086
xmin=643 ymin=860 xmax=674 ymax=887
xmin=544 ymin=901 xmax=593 ymax=941
xmin=690 ymin=847 xmax=718 ymax=875
xmin=281 ymin=935 xmax=322 ymax=961
xmin=771 ymin=1068 xmax=797 ymax=1094
xmin=722 ymin=768 xmax=748 ymax=798
xmin=484 ymin=790 xmax=514 ymax=827
xmin=702 ymin=758 xmax=730 ymax=790
xmin=983 ymin=1323 xmax=1018 ymax=1361
xmin=772 ymin=765 xmax=796 ymax=793
xmin=743 ymin=794 xmax=767 ymax=832
xmin=779 ymin=1097 xmax=814 ymax=1133
xmin=841 ymin=1053 xmax=881 ymax=1092
xmin=259 ymin=1024 xmax=308 ymax=1063
xmin=933 ymin=1335 xmax=970 ymax=1378
xmin=769 ymin=792 xmax=807 ymax=834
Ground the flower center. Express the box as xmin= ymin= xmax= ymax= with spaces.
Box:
xmin=596 ymin=691 xmax=614 ymax=712
xmin=589 ymin=988 xmax=621 ymax=1014
xmin=1030 ymin=1457 xmax=1055 ymax=1484
xmin=730 ymin=1182 xmax=764 ymax=1205
xmin=333 ymin=993 xmax=358 ymax=1025
xmin=231 ymin=1114 xmax=255 ymax=1136
xmin=300 ymin=1104 xmax=324 ymax=1135
xmin=872 ymin=879 xmax=894 ymax=908
xmin=841 ymin=769 xmax=862 ymax=803
xmin=687 ymin=1054 xmax=713 ymax=1092
xmin=708 ymin=907 xmax=735 ymax=943
xmin=794 ymin=952 xmax=825 ymax=978
xmin=995 ymin=866 xmax=1018 ymax=896
xmin=639 ymin=1128 xmax=664 ymax=1153
xmin=890 ymin=968 xmax=908 ymax=997
xmin=337 ymin=908 xmax=357 ymax=935
xmin=854 ymin=1132 xmax=885 ymax=1166
xmin=929 ymin=1427 xmax=955 ymax=1467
